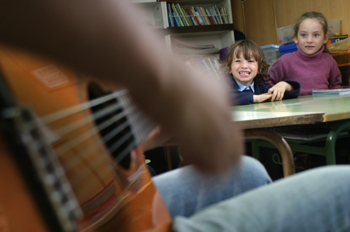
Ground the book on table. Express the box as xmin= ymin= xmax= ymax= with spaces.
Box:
xmin=312 ymin=87 xmax=350 ymax=95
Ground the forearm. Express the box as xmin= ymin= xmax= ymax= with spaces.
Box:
xmin=0 ymin=1 xmax=192 ymax=122
xmin=0 ymin=1 xmax=169 ymax=88
xmin=0 ymin=0 xmax=243 ymax=172
xmin=0 ymin=0 xmax=182 ymax=124
xmin=281 ymin=81 xmax=293 ymax=91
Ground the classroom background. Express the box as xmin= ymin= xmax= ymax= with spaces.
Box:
xmin=232 ymin=0 xmax=350 ymax=46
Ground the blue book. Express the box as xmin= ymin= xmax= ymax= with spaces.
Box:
xmin=173 ymin=11 xmax=180 ymax=27
xmin=208 ymin=7 xmax=217 ymax=24
xmin=172 ymin=3 xmax=184 ymax=26
xmin=195 ymin=6 xmax=206 ymax=25
xmin=213 ymin=5 xmax=223 ymax=24
xmin=206 ymin=8 xmax=216 ymax=25
xmin=185 ymin=9 xmax=195 ymax=26
xmin=167 ymin=3 xmax=174 ymax=27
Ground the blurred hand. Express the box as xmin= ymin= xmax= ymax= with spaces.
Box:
xmin=267 ymin=81 xmax=292 ymax=101
xmin=141 ymin=126 xmax=175 ymax=151
xmin=254 ymin=93 xmax=273 ymax=103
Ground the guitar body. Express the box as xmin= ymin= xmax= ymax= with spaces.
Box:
xmin=0 ymin=46 xmax=171 ymax=232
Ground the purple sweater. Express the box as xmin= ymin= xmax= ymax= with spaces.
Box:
xmin=267 ymin=44 xmax=341 ymax=96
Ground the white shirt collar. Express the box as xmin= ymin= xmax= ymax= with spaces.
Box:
xmin=236 ymin=81 xmax=255 ymax=93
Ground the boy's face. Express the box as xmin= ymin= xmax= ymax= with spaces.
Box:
xmin=294 ymin=18 xmax=329 ymax=55
xmin=229 ymin=51 xmax=258 ymax=86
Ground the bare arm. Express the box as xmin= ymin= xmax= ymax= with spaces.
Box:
xmin=0 ymin=0 xmax=243 ymax=173
xmin=253 ymin=93 xmax=273 ymax=103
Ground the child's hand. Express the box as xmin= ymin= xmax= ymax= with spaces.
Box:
xmin=267 ymin=81 xmax=292 ymax=101
xmin=253 ymin=93 xmax=273 ymax=103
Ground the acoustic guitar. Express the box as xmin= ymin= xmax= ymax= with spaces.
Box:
xmin=0 ymin=46 xmax=171 ymax=232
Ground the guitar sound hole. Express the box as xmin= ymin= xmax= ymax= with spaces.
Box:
xmin=88 ymin=82 xmax=132 ymax=170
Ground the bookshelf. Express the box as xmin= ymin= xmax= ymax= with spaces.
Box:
xmin=132 ymin=0 xmax=235 ymax=52
xmin=131 ymin=0 xmax=168 ymax=28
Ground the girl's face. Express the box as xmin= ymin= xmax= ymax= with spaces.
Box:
xmin=294 ymin=18 xmax=329 ymax=55
xmin=229 ymin=50 xmax=258 ymax=86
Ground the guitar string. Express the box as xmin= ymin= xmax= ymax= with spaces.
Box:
xmin=40 ymin=89 xmax=128 ymax=125
xmin=34 ymin=109 xmax=145 ymax=195
xmin=25 ymin=108 xmax=133 ymax=188
xmin=56 ymin=122 xmax=133 ymax=185
xmin=20 ymin=88 xmax=153 ymax=198
xmin=21 ymin=90 xmax=129 ymax=139
xmin=64 ymin=139 xmax=138 ymax=194
xmin=56 ymin=118 xmax=145 ymax=191
xmin=55 ymin=117 xmax=130 ymax=171
xmin=37 ymin=99 xmax=150 ymax=190
xmin=53 ymin=117 xmax=130 ymax=172
xmin=52 ymin=103 xmax=126 ymax=138
xmin=23 ymin=98 xmax=129 ymax=146
xmin=51 ymin=104 xmax=136 ymax=165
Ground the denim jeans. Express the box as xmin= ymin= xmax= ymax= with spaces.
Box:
xmin=172 ymin=166 xmax=350 ymax=232
xmin=153 ymin=156 xmax=272 ymax=219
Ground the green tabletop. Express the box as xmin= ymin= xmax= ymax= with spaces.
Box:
xmin=233 ymin=94 xmax=350 ymax=129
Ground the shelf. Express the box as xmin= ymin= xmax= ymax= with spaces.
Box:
xmin=134 ymin=0 xmax=235 ymax=50
xmin=165 ymin=24 xmax=234 ymax=34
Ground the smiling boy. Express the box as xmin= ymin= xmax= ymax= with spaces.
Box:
xmin=225 ymin=40 xmax=300 ymax=105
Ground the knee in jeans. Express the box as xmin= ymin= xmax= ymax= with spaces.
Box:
xmin=241 ymin=156 xmax=272 ymax=183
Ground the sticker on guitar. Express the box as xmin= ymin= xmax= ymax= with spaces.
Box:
xmin=32 ymin=64 xmax=70 ymax=89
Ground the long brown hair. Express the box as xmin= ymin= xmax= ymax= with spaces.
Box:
xmin=293 ymin=11 xmax=330 ymax=53
xmin=224 ymin=39 xmax=270 ymax=83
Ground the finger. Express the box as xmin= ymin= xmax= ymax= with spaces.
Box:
xmin=277 ymin=92 xmax=281 ymax=100
xmin=274 ymin=92 xmax=279 ymax=101
xmin=142 ymin=126 xmax=172 ymax=151
xmin=277 ymin=92 xmax=284 ymax=101
xmin=271 ymin=92 xmax=277 ymax=101
xmin=281 ymin=91 xmax=285 ymax=99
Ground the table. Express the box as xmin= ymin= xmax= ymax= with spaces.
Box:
xmin=233 ymin=94 xmax=350 ymax=177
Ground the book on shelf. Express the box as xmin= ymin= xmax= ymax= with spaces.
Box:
xmin=167 ymin=4 xmax=228 ymax=27
xmin=205 ymin=8 xmax=216 ymax=25
xmin=193 ymin=7 xmax=205 ymax=25
xmin=172 ymin=11 xmax=181 ymax=27
xmin=209 ymin=7 xmax=219 ymax=24
xmin=208 ymin=8 xmax=218 ymax=24
xmin=312 ymin=87 xmax=350 ymax=95
xmin=191 ymin=7 xmax=203 ymax=25
xmin=175 ymin=3 xmax=189 ymax=26
xmin=167 ymin=4 xmax=174 ymax=27
xmin=219 ymin=7 xmax=229 ymax=24
xmin=180 ymin=7 xmax=192 ymax=26
xmin=194 ymin=6 xmax=206 ymax=25
xmin=213 ymin=5 xmax=223 ymax=24
xmin=185 ymin=8 xmax=197 ymax=26
xmin=171 ymin=3 xmax=184 ymax=26
xmin=199 ymin=7 xmax=211 ymax=25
